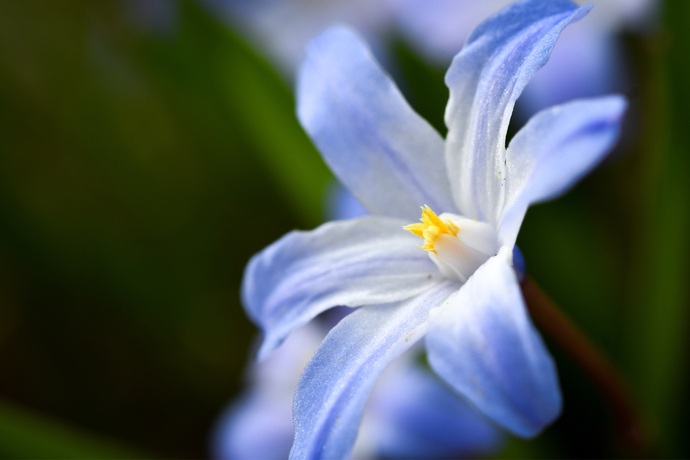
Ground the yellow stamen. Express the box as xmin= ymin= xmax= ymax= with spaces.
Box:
xmin=403 ymin=205 xmax=458 ymax=253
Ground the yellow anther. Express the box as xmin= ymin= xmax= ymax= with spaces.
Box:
xmin=403 ymin=205 xmax=458 ymax=254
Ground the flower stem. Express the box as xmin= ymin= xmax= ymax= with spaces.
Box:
xmin=520 ymin=276 xmax=650 ymax=455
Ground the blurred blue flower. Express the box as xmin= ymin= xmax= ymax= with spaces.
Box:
xmin=326 ymin=181 xmax=368 ymax=222
xmin=211 ymin=314 xmax=503 ymax=459
xmin=393 ymin=0 xmax=657 ymax=115
xmin=205 ymin=0 xmax=656 ymax=114
xmin=242 ymin=1 xmax=627 ymax=458
xmin=202 ymin=0 xmax=395 ymax=75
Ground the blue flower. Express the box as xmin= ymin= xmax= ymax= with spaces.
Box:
xmin=242 ymin=1 xmax=627 ymax=458
xmin=211 ymin=314 xmax=503 ymax=459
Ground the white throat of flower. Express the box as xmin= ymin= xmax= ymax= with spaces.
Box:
xmin=404 ymin=206 xmax=498 ymax=284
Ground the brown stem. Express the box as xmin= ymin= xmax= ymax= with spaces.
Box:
xmin=520 ymin=276 xmax=650 ymax=455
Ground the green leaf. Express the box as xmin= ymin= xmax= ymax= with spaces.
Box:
xmin=625 ymin=3 xmax=690 ymax=454
xmin=0 ymin=400 xmax=151 ymax=459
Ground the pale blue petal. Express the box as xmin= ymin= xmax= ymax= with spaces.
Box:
xmin=290 ymin=282 xmax=457 ymax=460
xmin=242 ymin=216 xmax=442 ymax=360
xmin=373 ymin=365 xmax=504 ymax=459
xmin=297 ymin=26 xmax=456 ymax=221
xmin=210 ymin=392 xmax=293 ymax=460
xmin=426 ymin=246 xmax=561 ymax=437
xmin=499 ymin=96 xmax=627 ymax=246
xmin=444 ymin=0 xmax=591 ymax=223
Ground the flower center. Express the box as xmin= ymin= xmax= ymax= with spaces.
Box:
xmin=403 ymin=205 xmax=459 ymax=253
xmin=404 ymin=206 xmax=498 ymax=283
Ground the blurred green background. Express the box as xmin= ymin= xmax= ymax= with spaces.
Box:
xmin=0 ymin=0 xmax=687 ymax=458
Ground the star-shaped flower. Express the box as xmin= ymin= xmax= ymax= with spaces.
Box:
xmin=242 ymin=1 xmax=627 ymax=458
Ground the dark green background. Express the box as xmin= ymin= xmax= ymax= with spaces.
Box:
xmin=0 ymin=0 xmax=686 ymax=458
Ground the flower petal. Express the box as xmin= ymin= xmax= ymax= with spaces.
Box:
xmin=297 ymin=26 xmax=456 ymax=221
xmin=290 ymin=282 xmax=457 ymax=460
xmin=242 ymin=216 xmax=443 ymax=360
xmin=425 ymin=246 xmax=561 ymax=437
xmin=371 ymin=364 xmax=504 ymax=459
xmin=444 ymin=0 xmax=591 ymax=223
xmin=499 ymin=95 xmax=627 ymax=246
xmin=210 ymin=323 xmax=326 ymax=460
xmin=210 ymin=391 xmax=293 ymax=460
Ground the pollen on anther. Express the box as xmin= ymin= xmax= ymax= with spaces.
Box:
xmin=403 ymin=205 xmax=459 ymax=254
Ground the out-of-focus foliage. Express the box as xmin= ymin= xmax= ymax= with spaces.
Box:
xmin=0 ymin=0 xmax=687 ymax=458
xmin=626 ymin=1 xmax=690 ymax=454
xmin=0 ymin=400 xmax=149 ymax=459
xmin=0 ymin=0 xmax=329 ymax=457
